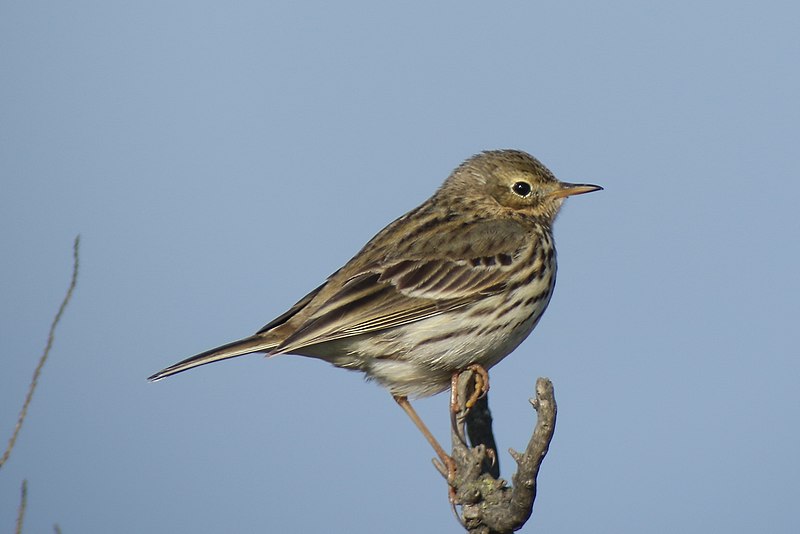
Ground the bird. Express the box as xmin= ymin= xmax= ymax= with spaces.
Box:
xmin=149 ymin=149 xmax=601 ymax=466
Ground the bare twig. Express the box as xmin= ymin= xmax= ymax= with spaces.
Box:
xmin=449 ymin=371 xmax=557 ymax=533
xmin=15 ymin=480 xmax=28 ymax=534
xmin=1 ymin=236 xmax=80 ymax=470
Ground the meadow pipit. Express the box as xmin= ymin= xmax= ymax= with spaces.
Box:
xmin=150 ymin=149 xmax=601 ymax=468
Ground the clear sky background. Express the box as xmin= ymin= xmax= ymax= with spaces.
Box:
xmin=2 ymin=2 xmax=798 ymax=533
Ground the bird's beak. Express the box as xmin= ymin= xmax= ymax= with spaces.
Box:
xmin=550 ymin=182 xmax=603 ymax=199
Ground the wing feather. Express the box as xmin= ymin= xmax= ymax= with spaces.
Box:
xmin=273 ymin=219 xmax=533 ymax=354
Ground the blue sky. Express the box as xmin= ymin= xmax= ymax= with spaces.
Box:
xmin=2 ymin=1 xmax=798 ymax=532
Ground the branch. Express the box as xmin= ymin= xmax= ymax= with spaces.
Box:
xmin=15 ymin=480 xmax=27 ymax=534
xmin=1 ymin=236 xmax=80 ymax=470
xmin=449 ymin=372 xmax=557 ymax=533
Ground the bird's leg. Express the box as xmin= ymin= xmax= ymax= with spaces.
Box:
xmin=393 ymin=395 xmax=456 ymax=486
xmin=449 ymin=364 xmax=490 ymax=446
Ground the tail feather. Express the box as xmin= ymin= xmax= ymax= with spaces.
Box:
xmin=148 ymin=335 xmax=275 ymax=381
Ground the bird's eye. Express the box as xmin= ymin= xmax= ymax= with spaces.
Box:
xmin=512 ymin=181 xmax=532 ymax=197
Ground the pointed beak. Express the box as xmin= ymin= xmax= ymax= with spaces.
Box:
xmin=550 ymin=182 xmax=603 ymax=199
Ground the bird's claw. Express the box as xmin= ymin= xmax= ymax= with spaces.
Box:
xmin=464 ymin=363 xmax=489 ymax=409
xmin=449 ymin=364 xmax=491 ymax=445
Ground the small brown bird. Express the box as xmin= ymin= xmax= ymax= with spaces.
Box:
xmin=149 ymin=149 xmax=600 ymax=463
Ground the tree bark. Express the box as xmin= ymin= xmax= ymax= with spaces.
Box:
xmin=449 ymin=372 xmax=557 ymax=533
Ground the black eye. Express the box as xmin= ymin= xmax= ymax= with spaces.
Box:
xmin=512 ymin=181 xmax=532 ymax=197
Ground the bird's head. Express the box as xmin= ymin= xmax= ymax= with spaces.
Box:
xmin=440 ymin=149 xmax=602 ymax=223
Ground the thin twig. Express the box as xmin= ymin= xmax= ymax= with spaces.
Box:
xmin=15 ymin=479 xmax=28 ymax=534
xmin=0 ymin=236 xmax=80 ymax=470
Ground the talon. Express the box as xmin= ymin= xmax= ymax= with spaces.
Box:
xmin=450 ymin=500 xmax=466 ymax=527
xmin=486 ymin=447 xmax=497 ymax=467
xmin=451 ymin=409 xmax=468 ymax=448
xmin=450 ymin=372 xmax=469 ymax=446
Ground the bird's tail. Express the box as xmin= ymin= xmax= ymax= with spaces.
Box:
xmin=148 ymin=335 xmax=276 ymax=381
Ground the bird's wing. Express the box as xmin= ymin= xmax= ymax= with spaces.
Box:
xmin=273 ymin=218 xmax=532 ymax=354
xmin=256 ymin=281 xmax=327 ymax=334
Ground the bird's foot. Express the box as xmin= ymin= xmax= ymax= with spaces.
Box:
xmin=450 ymin=364 xmax=490 ymax=447
xmin=464 ymin=363 xmax=489 ymax=408
xmin=432 ymin=453 xmax=459 ymax=502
